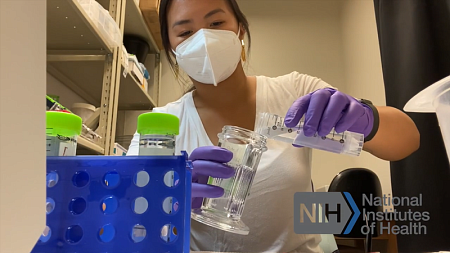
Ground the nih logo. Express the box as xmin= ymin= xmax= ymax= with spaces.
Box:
xmin=294 ymin=192 xmax=360 ymax=234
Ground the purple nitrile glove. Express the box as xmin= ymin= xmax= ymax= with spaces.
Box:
xmin=189 ymin=146 xmax=235 ymax=209
xmin=284 ymin=88 xmax=376 ymax=146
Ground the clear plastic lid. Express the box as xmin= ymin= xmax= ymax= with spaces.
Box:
xmin=255 ymin=112 xmax=364 ymax=156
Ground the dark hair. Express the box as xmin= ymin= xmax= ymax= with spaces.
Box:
xmin=159 ymin=0 xmax=251 ymax=92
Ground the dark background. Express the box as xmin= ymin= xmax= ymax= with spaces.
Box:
xmin=374 ymin=0 xmax=450 ymax=251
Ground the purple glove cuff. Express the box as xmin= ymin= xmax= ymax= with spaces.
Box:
xmin=346 ymin=99 xmax=374 ymax=138
xmin=359 ymin=99 xmax=380 ymax=142
xmin=285 ymin=88 xmax=379 ymax=141
xmin=336 ymin=93 xmax=379 ymax=140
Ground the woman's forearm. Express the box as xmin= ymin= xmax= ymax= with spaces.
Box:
xmin=363 ymin=106 xmax=420 ymax=161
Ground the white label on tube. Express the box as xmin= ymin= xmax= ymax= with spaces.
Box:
xmin=46 ymin=135 xmax=76 ymax=156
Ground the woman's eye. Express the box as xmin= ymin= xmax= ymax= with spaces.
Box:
xmin=179 ymin=31 xmax=192 ymax=37
xmin=210 ymin=21 xmax=224 ymax=27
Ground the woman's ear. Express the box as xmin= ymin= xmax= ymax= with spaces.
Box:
xmin=239 ymin=24 xmax=246 ymax=41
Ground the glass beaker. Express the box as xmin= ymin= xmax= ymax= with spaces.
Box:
xmin=46 ymin=111 xmax=82 ymax=156
xmin=191 ymin=126 xmax=268 ymax=235
xmin=137 ymin=112 xmax=179 ymax=156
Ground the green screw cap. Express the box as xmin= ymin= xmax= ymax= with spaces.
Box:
xmin=46 ymin=111 xmax=82 ymax=137
xmin=137 ymin=112 xmax=179 ymax=135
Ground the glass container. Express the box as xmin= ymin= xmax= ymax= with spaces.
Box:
xmin=191 ymin=126 xmax=268 ymax=235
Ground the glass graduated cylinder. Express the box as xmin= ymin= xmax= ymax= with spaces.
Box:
xmin=139 ymin=134 xmax=175 ymax=156
xmin=46 ymin=129 xmax=77 ymax=157
xmin=203 ymin=159 xmax=256 ymax=220
xmin=191 ymin=126 xmax=267 ymax=235
xmin=256 ymin=112 xmax=364 ymax=156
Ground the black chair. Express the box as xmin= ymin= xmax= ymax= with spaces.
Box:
xmin=328 ymin=168 xmax=383 ymax=253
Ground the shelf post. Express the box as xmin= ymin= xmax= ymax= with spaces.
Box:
xmin=103 ymin=0 xmax=127 ymax=155
xmin=154 ymin=53 xmax=161 ymax=106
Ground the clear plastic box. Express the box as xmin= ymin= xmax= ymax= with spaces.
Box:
xmin=77 ymin=0 xmax=122 ymax=48
xmin=255 ymin=112 xmax=364 ymax=156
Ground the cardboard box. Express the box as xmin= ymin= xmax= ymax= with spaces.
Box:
xmin=127 ymin=56 xmax=149 ymax=93
xmin=129 ymin=60 xmax=144 ymax=84
xmin=143 ymin=79 xmax=148 ymax=92
xmin=139 ymin=0 xmax=163 ymax=50
xmin=121 ymin=45 xmax=129 ymax=74
xmin=113 ymin=143 xmax=127 ymax=156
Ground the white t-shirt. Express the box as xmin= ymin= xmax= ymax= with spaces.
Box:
xmin=127 ymin=71 xmax=333 ymax=252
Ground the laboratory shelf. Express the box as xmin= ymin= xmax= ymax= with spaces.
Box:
xmin=78 ymin=135 xmax=105 ymax=154
xmin=119 ymin=63 xmax=157 ymax=110
xmin=46 ymin=0 xmax=161 ymax=155
xmin=124 ymin=0 xmax=160 ymax=54
xmin=47 ymin=0 xmax=113 ymax=53
xmin=47 ymin=60 xmax=105 ymax=106
xmin=47 ymin=59 xmax=156 ymax=110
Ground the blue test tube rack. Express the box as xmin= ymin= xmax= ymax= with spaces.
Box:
xmin=31 ymin=152 xmax=192 ymax=253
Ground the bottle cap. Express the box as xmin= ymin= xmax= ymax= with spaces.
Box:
xmin=46 ymin=111 xmax=82 ymax=137
xmin=137 ymin=112 xmax=180 ymax=135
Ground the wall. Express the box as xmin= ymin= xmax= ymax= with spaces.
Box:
xmin=158 ymin=54 xmax=183 ymax=106
xmin=47 ymin=73 xmax=88 ymax=110
xmin=340 ymin=0 xmax=392 ymax=210
xmin=238 ymin=0 xmax=346 ymax=87
xmin=0 ymin=0 xmax=46 ymax=252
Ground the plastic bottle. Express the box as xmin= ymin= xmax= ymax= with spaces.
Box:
xmin=137 ymin=112 xmax=179 ymax=156
xmin=46 ymin=111 xmax=82 ymax=156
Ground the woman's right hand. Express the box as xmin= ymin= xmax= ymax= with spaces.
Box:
xmin=189 ymin=146 xmax=235 ymax=209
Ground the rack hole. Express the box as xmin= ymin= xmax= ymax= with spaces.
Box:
xmin=46 ymin=172 xmax=59 ymax=188
xmin=72 ymin=171 xmax=89 ymax=187
xmin=69 ymin=198 xmax=87 ymax=215
xmin=160 ymin=224 xmax=178 ymax=243
xmin=66 ymin=225 xmax=83 ymax=244
xmin=162 ymin=197 xmax=179 ymax=215
xmin=65 ymin=225 xmax=83 ymax=244
xmin=131 ymin=224 xmax=146 ymax=243
xmin=39 ymin=226 xmax=51 ymax=243
xmin=104 ymin=171 xmax=120 ymax=188
xmin=46 ymin=198 xmax=55 ymax=214
xmin=98 ymin=224 xmax=115 ymax=243
xmin=101 ymin=196 xmax=118 ymax=214
xmin=134 ymin=171 xmax=150 ymax=187
xmin=133 ymin=197 xmax=148 ymax=214
xmin=164 ymin=171 xmax=180 ymax=188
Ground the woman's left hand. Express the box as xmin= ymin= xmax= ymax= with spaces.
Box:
xmin=284 ymin=88 xmax=377 ymax=139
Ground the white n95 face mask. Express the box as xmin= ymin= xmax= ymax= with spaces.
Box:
xmin=173 ymin=28 xmax=242 ymax=86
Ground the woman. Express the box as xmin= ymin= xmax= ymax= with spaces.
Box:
xmin=128 ymin=0 xmax=420 ymax=252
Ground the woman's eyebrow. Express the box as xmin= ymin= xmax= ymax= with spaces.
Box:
xmin=172 ymin=8 xmax=225 ymax=28
xmin=204 ymin=8 xmax=225 ymax=19
xmin=172 ymin=19 xmax=192 ymax=28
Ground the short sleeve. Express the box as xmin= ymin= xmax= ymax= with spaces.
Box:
xmin=289 ymin=71 xmax=336 ymax=98
xmin=126 ymin=107 xmax=167 ymax=156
